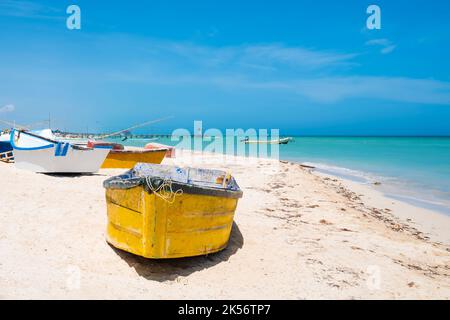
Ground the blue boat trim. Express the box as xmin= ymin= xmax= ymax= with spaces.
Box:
xmin=54 ymin=142 xmax=70 ymax=156
xmin=54 ymin=142 xmax=61 ymax=156
xmin=10 ymin=129 xmax=55 ymax=151
xmin=61 ymin=143 xmax=69 ymax=156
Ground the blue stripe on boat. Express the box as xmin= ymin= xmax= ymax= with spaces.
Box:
xmin=61 ymin=143 xmax=69 ymax=156
xmin=54 ymin=142 xmax=62 ymax=156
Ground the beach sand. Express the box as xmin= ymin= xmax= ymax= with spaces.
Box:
xmin=0 ymin=151 xmax=449 ymax=299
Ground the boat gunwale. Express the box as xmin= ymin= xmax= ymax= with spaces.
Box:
xmin=104 ymin=173 xmax=243 ymax=199
xmin=10 ymin=129 xmax=55 ymax=151
xmin=10 ymin=129 xmax=115 ymax=152
xmin=108 ymin=147 xmax=168 ymax=155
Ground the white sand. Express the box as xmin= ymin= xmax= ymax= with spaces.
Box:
xmin=0 ymin=151 xmax=449 ymax=299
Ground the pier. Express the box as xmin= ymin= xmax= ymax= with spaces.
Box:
xmin=53 ymin=130 xmax=175 ymax=140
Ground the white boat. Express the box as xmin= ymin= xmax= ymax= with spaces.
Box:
xmin=243 ymin=137 xmax=293 ymax=144
xmin=10 ymin=129 xmax=111 ymax=173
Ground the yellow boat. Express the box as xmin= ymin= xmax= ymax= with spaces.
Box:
xmin=103 ymin=163 xmax=243 ymax=259
xmin=101 ymin=147 xmax=167 ymax=169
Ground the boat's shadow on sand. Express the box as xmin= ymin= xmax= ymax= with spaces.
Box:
xmin=43 ymin=173 xmax=109 ymax=178
xmin=110 ymin=222 xmax=244 ymax=282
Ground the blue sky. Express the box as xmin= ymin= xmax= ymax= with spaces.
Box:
xmin=1 ymin=0 xmax=450 ymax=135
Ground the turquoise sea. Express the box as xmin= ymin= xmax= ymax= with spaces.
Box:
xmin=111 ymin=136 xmax=450 ymax=215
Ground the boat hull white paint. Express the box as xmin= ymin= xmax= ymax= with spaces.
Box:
xmin=11 ymin=129 xmax=110 ymax=173
xmin=14 ymin=147 xmax=110 ymax=173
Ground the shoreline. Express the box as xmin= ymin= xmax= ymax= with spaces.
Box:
xmin=277 ymin=155 xmax=450 ymax=246
xmin=1 ymin=151 xmax=449 ymax=299
xmin=312 ymin=170 xmax=450 ymax=246
xmin=291 ymin=159 xmax=450 ymax=217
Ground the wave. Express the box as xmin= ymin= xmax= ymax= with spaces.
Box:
xmin=302 ymin=161 xmax=389 ymax=184
xmin=302 ymin=161 xmax=450 ymax=216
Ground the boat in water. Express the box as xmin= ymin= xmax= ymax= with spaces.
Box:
xmin=243 ymin=137 xmax=293 ymax=144
xmin=100 ymin=146 xmax=167 ymax=169
xmin=103 ymin=163 xmax=243 ymax=258
xmin=10 ymin=129 xmax=111 ymax=173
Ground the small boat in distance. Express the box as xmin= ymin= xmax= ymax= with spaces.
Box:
xmin=11 ymin=129 xmax=111 ymax=173
xmin=242 ymin=137 xmax=293 ymax=145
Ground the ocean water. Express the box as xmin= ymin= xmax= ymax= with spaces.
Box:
xmin=111 ymin=136 xmax=450 ymax=215
xmin=279 ymin=137 xmax=450 ymax=215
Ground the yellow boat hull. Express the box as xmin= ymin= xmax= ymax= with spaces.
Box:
xmin=105 ymin=186 xmax=239 ymax=258
xmin=101 ymin=149 xmax=166 ymax=169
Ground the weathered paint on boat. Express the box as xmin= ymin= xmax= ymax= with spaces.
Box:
xmin=145 ymin=142 xmax=176 ymax=158
xmin=103 ymin=164 xmax=243 ymax=259
xmin=87 ymin=140 xmax=124 ymax=150
xmin=101 ymin=147 xmax=167 ymax=169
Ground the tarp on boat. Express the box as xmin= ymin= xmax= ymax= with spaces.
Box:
xmin=103 ymin=163 xmax=243 ymax=199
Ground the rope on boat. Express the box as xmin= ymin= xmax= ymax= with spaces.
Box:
xmin=145 ymin=176 xmax=183 ymax=204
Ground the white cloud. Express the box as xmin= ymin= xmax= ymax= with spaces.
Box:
xmin=292 ymin=77 xmax=450 ymax=104
xmin=96 ymin=37 xmax=449 ymax=105
xmin=230 ymin=76 xmax=450 ymax=105
xmin=366 ymin=38 xmax=396 ymax=54
xmin=0 ymin=104 xmax=15 ymax=113
xmin=0 ymin=0 xmax=60 ymax=19
xmin=106 ymin=64 xmax=450 ymax=105
xmin=241 ymin=44 xmax=358 ymax=68
xmin=9 ymin=32 xmax=448 ymax=106
xmin=380 ymin=45 xmax=396 ymax=54
xmin=134 ymin=39 xmax=359 ymax=70
xmin=366 ymin=39 xmax=390 ymax=46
